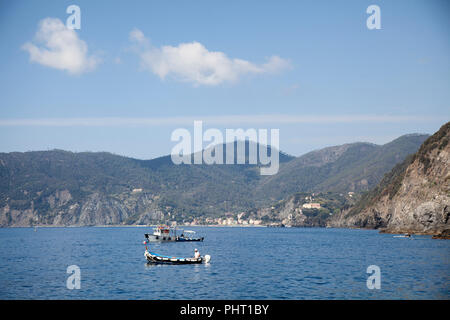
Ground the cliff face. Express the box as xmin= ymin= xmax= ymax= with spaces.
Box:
xmin=0 ymin=190 xmax=165 ymax=227
xmin=330 ymin=122 xmax=450 ymax=236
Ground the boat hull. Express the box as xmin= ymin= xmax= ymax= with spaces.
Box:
xmin=144 ymin=234 xmax=204 ymax=242
xmin=144 ymin=233 xmax=176 ymax=242
xmin=145 ymin=251 xmax=204 ymax=264
xmin=176 ymin=237 xmax=204 ymax=242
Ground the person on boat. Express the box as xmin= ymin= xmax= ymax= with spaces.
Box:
xmin=194 ymin=248 xmax=200 ymax=259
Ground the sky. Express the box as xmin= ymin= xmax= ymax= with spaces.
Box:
xmin=0 ymin=0 xmax=449 ymax=159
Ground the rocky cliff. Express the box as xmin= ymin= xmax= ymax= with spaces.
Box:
xmin=0 ymin=189 xmax=165 ymax=227
xmin=329 ymin=122 xmax=450 ymax=236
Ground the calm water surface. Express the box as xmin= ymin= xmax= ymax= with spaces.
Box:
xmin=0 ymin=227 xmax=448 ymax=299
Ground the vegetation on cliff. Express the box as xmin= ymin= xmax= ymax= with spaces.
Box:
xmin=330 ymin=122 xmax=449 ymax=236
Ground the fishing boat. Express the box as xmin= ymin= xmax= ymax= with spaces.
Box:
xmin=143 ymin=242 xmax=211 ymax=264
xmin=144 ymin=250 xmax=211 ymax=264
xmin=393 ymin=233 xmax=413 ymax=239
xmin=144 ymin=225 xmax=204 ymax=242
xmin=144 ymin=225 xmax=177 ymax=242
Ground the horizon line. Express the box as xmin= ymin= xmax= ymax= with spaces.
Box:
xmin=0 ymin=114 xmax=444 ymax=127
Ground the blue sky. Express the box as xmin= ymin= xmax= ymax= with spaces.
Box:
xmin=0 ymin=0 xmax=449 ymax=159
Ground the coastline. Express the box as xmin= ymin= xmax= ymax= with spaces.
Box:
xmin=2 ymin=225 xmax=447 ymax=239
xmin=0 ymin=224 xmax=269 ymax=228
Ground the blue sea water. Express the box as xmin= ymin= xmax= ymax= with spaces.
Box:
xmin=0 ymin=227 xmax=448 ymax=299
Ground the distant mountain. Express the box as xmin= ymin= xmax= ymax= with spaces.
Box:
xmin=329 ymin=123 xmax=449 ymax=237
xmin=0 ymin=133 xmax=429 ymax=226
xmin=252 ymin=134 xmax=429 ymax=203
xmin=0 ymin=142 xmax=292 ymax=226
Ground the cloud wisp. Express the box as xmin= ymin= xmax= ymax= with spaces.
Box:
xmin=129 ymin=28 xmax=291 ymax=86
xmin=22 ymin=18 xmax=100 ymax=74
xmin=0 ymin=115 xmax=440 ymax=127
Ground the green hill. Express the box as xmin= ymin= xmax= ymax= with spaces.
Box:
xmin=253 ymin=134 xmax=428 ymax=203
xmin=0 ymin=134 xmax=428 ymax=226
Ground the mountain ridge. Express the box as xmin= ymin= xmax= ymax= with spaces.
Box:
xmin=0 ymin=133 xmax=429 ymax=226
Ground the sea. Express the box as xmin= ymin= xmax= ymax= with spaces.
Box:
xmin=0 ymin=226 xmax=448 ymax=299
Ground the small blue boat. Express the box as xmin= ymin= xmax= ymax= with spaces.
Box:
xmin=144 ymin=250 xmax=210 ymax=264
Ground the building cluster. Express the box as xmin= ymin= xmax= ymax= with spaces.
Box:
xmin=182 ymin=215 xmax=263 ymax=226
xmin=302 ymin=203 xmax=321 ymax=209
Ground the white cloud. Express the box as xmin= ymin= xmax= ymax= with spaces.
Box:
xmin=22 ymin=18 xmax=100 ymax=74
xmin=130 ymin=29 xmax=291 ymax=86
xmin=129 ymin=28 xmax=148 ymax=44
